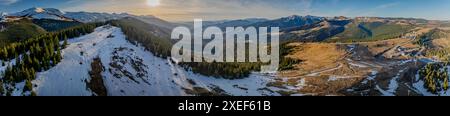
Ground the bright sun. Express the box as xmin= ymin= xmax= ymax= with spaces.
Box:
xmin=147 ymin=0 xmax=160 ymax=7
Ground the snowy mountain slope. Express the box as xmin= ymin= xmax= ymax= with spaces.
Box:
xmin=10 ymin=7 xmax=72 ymax=21
xmin=8 ymin=7 xmax=132 ymax=23
xmin=204 ymin=18 xmax=269 ymax=29
xmin=250 ymin=15 xmax=325 ymax=29
xmin=0 ymin=12 xmax=6 ymax=18
xmin=32 ymin=25 xmax=279 ymax=96
xmin=63 ymin=12 xmax=132 ymax=23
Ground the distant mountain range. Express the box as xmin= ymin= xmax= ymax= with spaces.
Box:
xmin=250 ymin=15 xmax=324 ymax=29
xmin=204 ymin=18 xmax=269 ymax=28
xmin=1 ymin=8 xmax=175 ymax=37
xmin=1 ymin=7 xmax=433 ymax=42
xmin=4 ymin=7 xmax=132 ymax=23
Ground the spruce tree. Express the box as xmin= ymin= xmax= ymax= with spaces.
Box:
xmin=62 ymin=35 xmax=68 ymax=48
xmin=33 ymin=57 xmax=40 ymax=71
xmin=24 ymin=79 xmax=32 ymax=92
xmin=56 ymin=47 xmax=62 ymax=63
xmin=2 ymin=48 xmax=7 ymax=59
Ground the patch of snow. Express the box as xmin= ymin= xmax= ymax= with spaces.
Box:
xmin=376 ymin=69 xmax=404 ymax=96
xmin=359 ymin=61 xmax=380 ymax=68
xmin=349 ymin=62 xmax=368 ymax=68
xmin=306 ymin=64 xmax=343 ymax=76
xmin=376 ymin=85 xmax=395 ymax=96
xmin=11 ymin=81 xmax=29 ymax=96
xmin=361 ymin=70 xmax=378 ymax=84
xmin=328 ymin=75 xmax=352 ymax=81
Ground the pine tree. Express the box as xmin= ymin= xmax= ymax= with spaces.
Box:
xmin=62 ymin=35 xmax=68 ymax=48
xmin=30 ymin=68 xmax=36 ymax=80
xmin=24 ymin=79 xmax=33 ymax=92
xmin=33 ymin=57 xmax=41 ymax=71
xmin=0 ymin=80 xmax=4 ymax=95
xmin=56 ymin=47 xmax=62 ymax=63
xmin=49 ymin=39 xmax=55 ymax=57
xmin=2 ymin=47 xmax=7 ymax=59
xmin=444 ymin=74 xmax=449 ymax=91
xmin=30 ymin=91 xmax=37 ymax=96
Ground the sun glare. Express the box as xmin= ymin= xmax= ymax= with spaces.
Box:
xmin=147 ymin=0 xmax=160 ymax=7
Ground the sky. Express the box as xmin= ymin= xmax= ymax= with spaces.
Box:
xmin=1 ymin=0 xmax=450 ymax=22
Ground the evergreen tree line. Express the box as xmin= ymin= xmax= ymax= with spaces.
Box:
xmin=0 ymin=22 xmax=104 ymax=61
xmin=179 ymin=43 xmax=302 ymax=79
xmin=278 ymin=43 xmax=302 ymax=71
xmin=414 ymin=28 xmax=448 ymax=47
xmin=426 ymin=49 xmax=450 ymax=62
xmin=32 ymin=19 xmax=83 ymax=32
xmin=108 ymin=19 xmax=172 ymax=58
xmin=0 ymin=22 xmax=104 ymax=95
xmin=419 ymin=63 xmax=450 ymax=94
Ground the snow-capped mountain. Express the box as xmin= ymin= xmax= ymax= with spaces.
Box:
xmin=0 ymin=12 xmax=7 ymax=18
xmin=0 ymin=12 xmax=6 ymax=22
xmin=10 ymin=7 xmax=72 ymax=21
xmin=63 ymin=12 xmax=132 ymax=23
xmin=205 ymin=18 xmax=269 ymax=29
xmin=7 ymin=7 xmax=134 ymax=23
xmin=251 ymin=15 xmax=325 ymax=29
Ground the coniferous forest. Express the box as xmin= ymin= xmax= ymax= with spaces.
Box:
xmin=0 ymin=22 xmax=104 ymax=95
xmin=109 ymin=18 xmax=172 ymax=58
xmin=419 ymin=63 xmax=449 ymax=94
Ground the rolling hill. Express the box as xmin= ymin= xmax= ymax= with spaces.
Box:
xmin=0 ymin=19 xmax=47 ymax=46
xmin=328 ymin=21 xmax=414 ymax=42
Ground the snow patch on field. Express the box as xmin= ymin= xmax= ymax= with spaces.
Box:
xmin=376 ymin=69 xmax=405 ymax=96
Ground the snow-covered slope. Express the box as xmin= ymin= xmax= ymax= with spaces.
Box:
xmin=64 ymin=12 xmax=132 ymax=23
xmin=0 ymin=12 xmax=6 ymax=18
xmin=250 ymin=15 xmax=325 ymax=29
xmin=10 ymin=7 xmax=71 ymax=21
xmin=33 ymin=25 xmax=279 ymax=96
xmin=202 ymin=18 xmax=269 ymax=29
xmin=8 ymin=7 xmax=133 ymax=23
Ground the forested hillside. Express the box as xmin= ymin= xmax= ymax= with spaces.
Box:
xmin=328 ymin=22 xmax=414 ymax=42
xmin=32 ymin=19 xmax=83 ymax=32
xmin=0 ymin=22 xmax=104 ymax=95
xmin=109 ymin=17 xmax=172 ymax=58
xmin=0 ymin=19 xmax=47 ymax=46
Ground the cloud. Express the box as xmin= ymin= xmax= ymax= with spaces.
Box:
xmin=0 ymin=0 xmax=19 ymax=5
